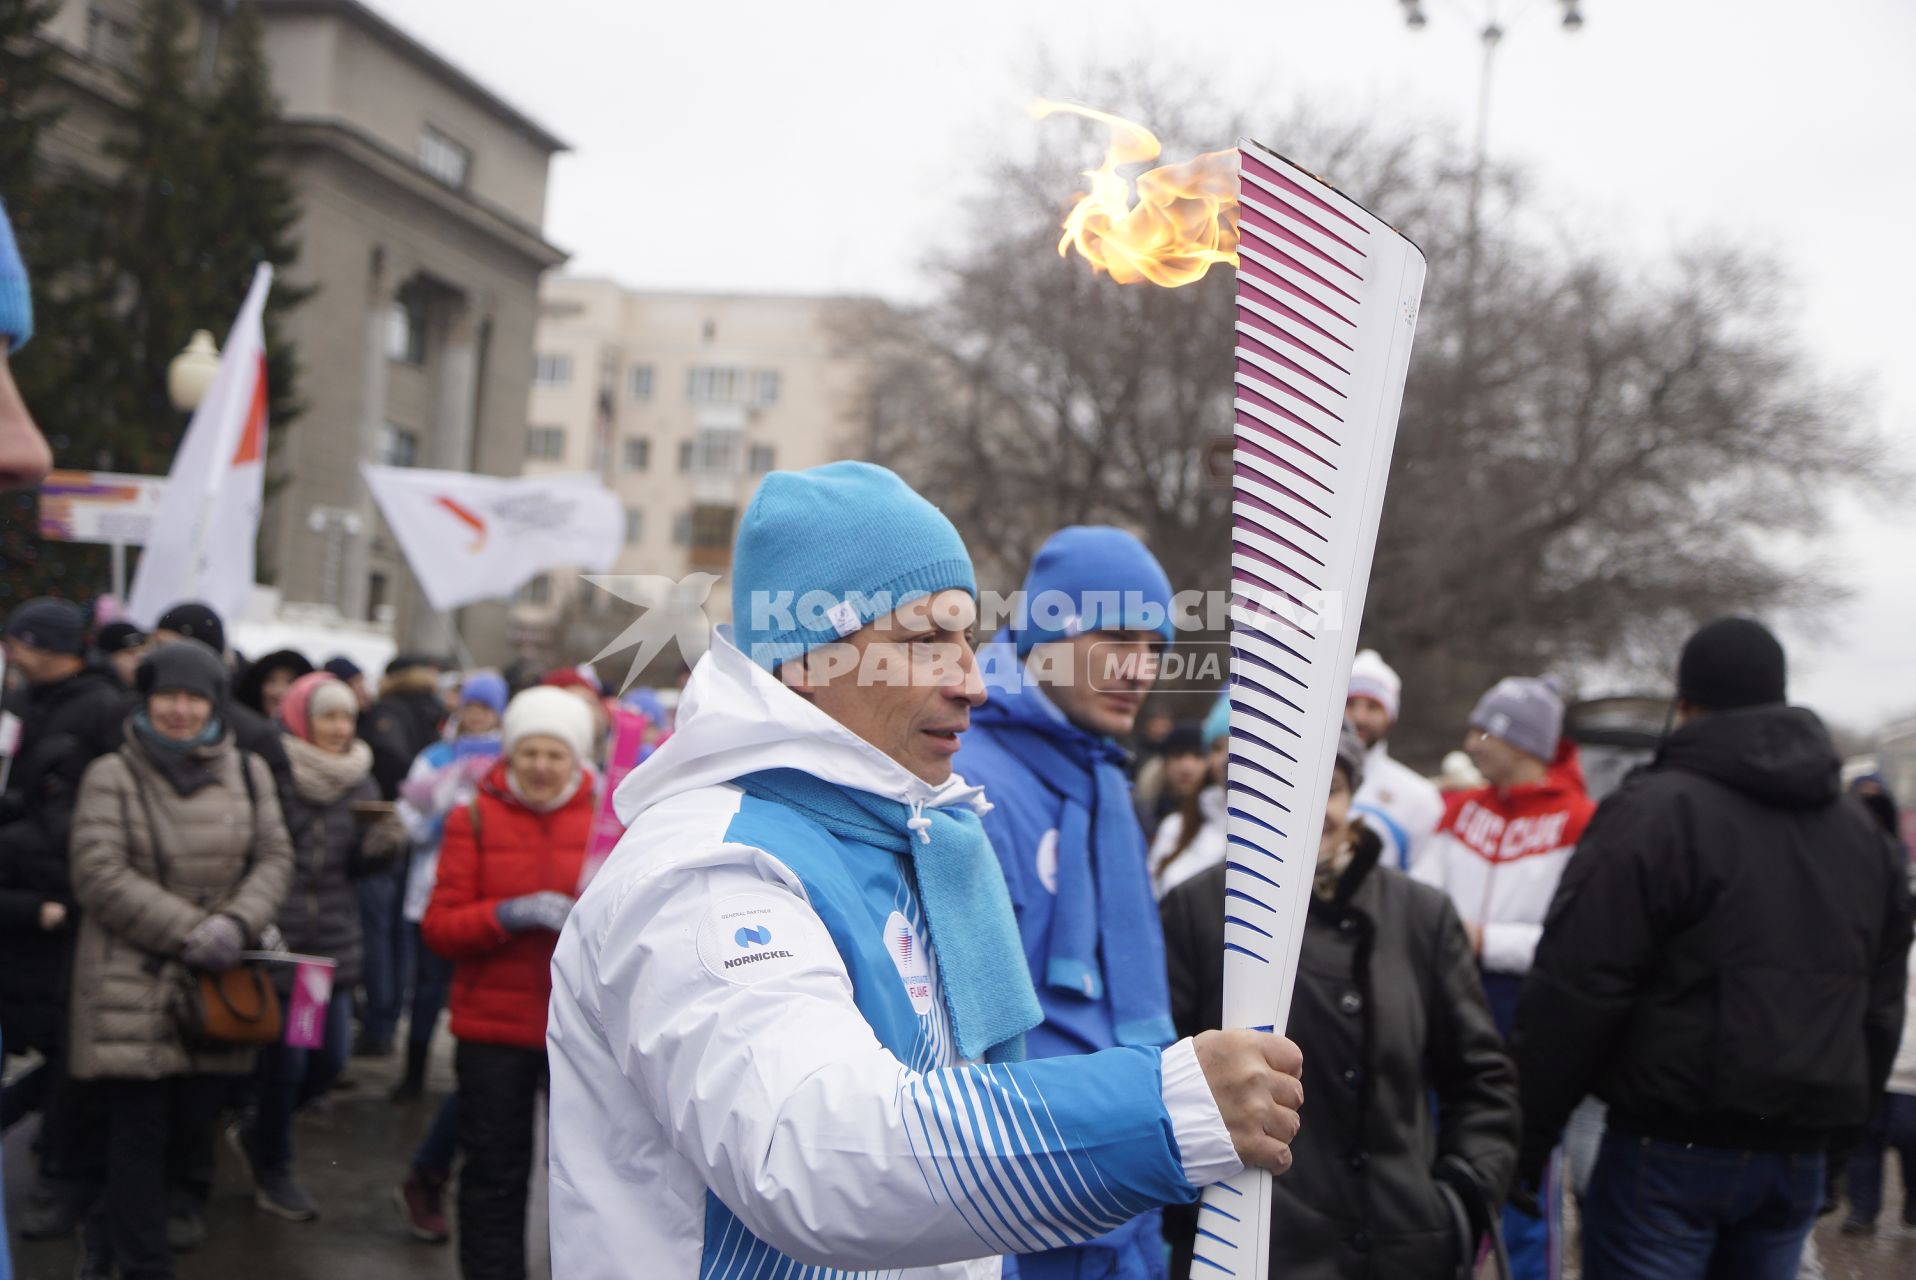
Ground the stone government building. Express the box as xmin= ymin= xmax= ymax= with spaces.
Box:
xmin=30 ymin=0 xmax=567 ymax=657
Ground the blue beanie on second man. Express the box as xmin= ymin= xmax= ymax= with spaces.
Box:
xmin=1009 ymin=526 xmax=1175 ymax=657
xmin=731 ymin=461 xmax=976 ymax=671
xmin=0 ymin=201 xmax=32 ymax=350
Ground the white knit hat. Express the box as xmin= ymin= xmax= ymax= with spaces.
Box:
xmin=1347 ymin=649 xmax=1402 ymax=722
xmin=501 ymin=686 xmax=596 ymax=763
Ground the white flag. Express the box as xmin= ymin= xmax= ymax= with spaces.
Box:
xmin=126 ymin=264 xmax=273 ymax=631
xmin=362 ymin=465 xmax=623 ymax=612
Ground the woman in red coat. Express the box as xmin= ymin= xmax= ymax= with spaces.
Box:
xmin=422 ymin=687 xmax=596 ymax=1280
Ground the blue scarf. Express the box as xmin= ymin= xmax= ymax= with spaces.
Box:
xmin=132 ymin=710 xmax=224 ymax=752
xmin=735 ymin=768 xmax=1043 ymax=1064
xmin=130 ymin=712 xmax=229 ymax=796
xmin=970 ymin=677 xmax=1176 ymax=1047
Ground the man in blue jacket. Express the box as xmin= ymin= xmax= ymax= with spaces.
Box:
xmin=954 ymin=526 xmax=1180 ymax=1280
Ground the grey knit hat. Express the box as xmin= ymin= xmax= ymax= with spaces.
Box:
xmin=1469 ymin=676 xmax=1564 ymax=763
xmin=136 ymin=641 xmax=228 ymax=704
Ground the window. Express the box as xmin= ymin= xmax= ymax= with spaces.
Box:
xmin=385 ymin=299 xmax=427 ymax=365
xmin=747 ymin=444 xmax=776 ymax=474
xmin=677 ymin=440 xmax=694 ymax=473
xmin=533 ymin=354 xmax=571 ymax=387
xmin=622 ymin=438 xmax=651 ymax=472
xmin=671 ymin=512 xmax=693 ymax=546
xmin=690 ymin=504 xmax=737 ymax=560
xmin=688 ymin=366 xmax=779 ymax=406
xmin=624 ymin=508 xmax=644 ymax=545
xmin=524 ymin=575 xmax=551 ymax=605
xmin=693 ymin=426 xmax=739 ymax=474
xmin=691 ymin=505 xmax=736 ymax=546
xmin=417 ymin=125 xmax=471 ymax=189
xmin=378 ymin=424 xmax=419 ymax=467
xmin=366 ymin=572 xmax=389 ymax=624
xmin=628 ymin=365 xmax=654 ymax=401
xmin=687 ymin=366 xmax=745 ymax=404
xmin=525 ymin=425 xmax=566 ymax=461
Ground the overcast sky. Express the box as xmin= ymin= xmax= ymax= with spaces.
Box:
xmin=366 ymin=0 xmax=1916 ymax=734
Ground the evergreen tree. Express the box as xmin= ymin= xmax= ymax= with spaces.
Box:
xmin=0 ymin=0 xmax=115 ymax=605
xmin=207 ymin=0 xmax=308 ymax=453
xmin=0 ymin=0 xmax=306 ymax=607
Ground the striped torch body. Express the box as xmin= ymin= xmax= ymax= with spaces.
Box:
xmin=1194 ymin=140 xmax=1427 ymax=1278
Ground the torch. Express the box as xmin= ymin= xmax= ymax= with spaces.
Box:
xmin=1038 ymin=107 xmax=1427 ymax=1278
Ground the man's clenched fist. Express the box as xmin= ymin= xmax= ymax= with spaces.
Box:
xmin=1193 ymin=1028 xmax=1304 ymax=1175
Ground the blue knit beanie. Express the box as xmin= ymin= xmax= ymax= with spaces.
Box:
xmin=459 ymin=670 xmax=509 ymax=714
xmin=0 ymin=201 xmax=32 ymax=351
xmin=1008 ymin=526 xmax=1175 ymax=658
xmin=730 ymin=461 xmax=976 ymax=671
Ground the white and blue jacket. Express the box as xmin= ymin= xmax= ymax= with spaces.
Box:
xmin=548 ymin=633 xmax=1240 ymax=1279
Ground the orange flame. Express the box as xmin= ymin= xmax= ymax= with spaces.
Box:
xmin=1032 ymin=99 xmax=1239 ymax=287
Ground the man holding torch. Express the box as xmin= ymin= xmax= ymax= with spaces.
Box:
xmin=546 ymin=463 xmax=1302 ymax=1280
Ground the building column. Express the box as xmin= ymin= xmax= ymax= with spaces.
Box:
xmin=339 ymin=252 xmax=399 ymax=624
xmin=432 ymin=296 xmax=481 ymax=472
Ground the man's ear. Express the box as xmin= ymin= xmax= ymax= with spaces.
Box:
xmin=777 ymin=654 xmax=817 ymax=700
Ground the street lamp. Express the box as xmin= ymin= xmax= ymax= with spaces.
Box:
xmin=1399 ymin=0 xmax=1584 ymax=369
xmin=113 ymin=330 xmax=225 ymax=603
xmin=167 ymin=330 xmax=222 ymax=412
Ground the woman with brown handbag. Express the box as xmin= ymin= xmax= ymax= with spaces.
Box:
xmin=67 ymin=641 xmax=294 ymax=1280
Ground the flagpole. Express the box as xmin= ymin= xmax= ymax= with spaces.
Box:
xmin=439 ymin=609 xmax=478 ymax=673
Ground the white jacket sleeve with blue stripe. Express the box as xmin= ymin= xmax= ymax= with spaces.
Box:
xmin=551 ymin=833 xmax=1240 ymax=1277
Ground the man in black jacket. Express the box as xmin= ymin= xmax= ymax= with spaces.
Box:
xmin=1 ymin=598 xmax=130 ymax=1237
xmin=1515 ymin=618 xmax=1914 ymax=1280
xmin=1 ymin=598 xmax=130 ymax=1048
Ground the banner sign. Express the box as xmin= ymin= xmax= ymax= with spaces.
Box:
xmin=38 ymin=470 xmax=168 ymax=546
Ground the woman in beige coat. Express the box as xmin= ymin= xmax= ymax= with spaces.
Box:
xmin=67 ymin=641 xmax=293 ymax=1280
